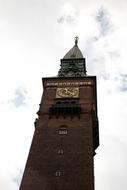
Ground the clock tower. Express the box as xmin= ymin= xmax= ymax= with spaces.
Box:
xmin=19 ymin=37 xmax=99 ymax=190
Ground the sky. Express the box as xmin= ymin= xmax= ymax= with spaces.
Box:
xmin=0 ymin=0 xmax=127 ymax=189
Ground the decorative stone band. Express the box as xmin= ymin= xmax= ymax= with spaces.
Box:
xmin=45 ymin=81 xmax=93 ymax=87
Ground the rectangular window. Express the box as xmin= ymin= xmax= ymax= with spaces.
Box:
xmin=58 ymin=128 xmax=67 ymax=135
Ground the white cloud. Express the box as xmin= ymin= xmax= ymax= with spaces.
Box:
xmin=0 ymin=0 xmax=127 ymax=190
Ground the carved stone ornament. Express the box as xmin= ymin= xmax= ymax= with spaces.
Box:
xmin=56 ymin=87 xmax=79 ymax=98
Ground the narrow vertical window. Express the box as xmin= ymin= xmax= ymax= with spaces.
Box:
xmin=55 ymin=171 xmax=61 ymax=177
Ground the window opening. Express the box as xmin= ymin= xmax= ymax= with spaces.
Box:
xmin=58 ymin=127 xmax=67 ymax=135
xmin=58 ymin=149 xmax=64 ymax=154
xmin=55 ymin=171 xmax=61 ymax=177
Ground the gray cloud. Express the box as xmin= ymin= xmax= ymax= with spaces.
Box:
xmin=95 ymin=6 xmax=112 ymax=37
xmin=108 ymin=51 xmax=120 ymax=59
xmin=57 ymin=14 xmax=76 ymax=24
xmin=57 ymin=8 xmax=79 ymax=25
xmin=119 ymin=74 xmax=127 ymax=92
xmin=9 ymin=87 xmax=27 ymax=108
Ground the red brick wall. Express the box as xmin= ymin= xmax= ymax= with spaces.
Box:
xmin=20 ymin=77 xmax=97 ymax=190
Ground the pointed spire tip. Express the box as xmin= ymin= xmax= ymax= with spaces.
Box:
xmin=75 ymin=36 xmax=79 ymax=46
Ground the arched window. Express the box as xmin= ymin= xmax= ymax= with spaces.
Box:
xmin=55 ymin=171 xmax=61 ymax=177
xmin=58 ymin=149 xmax=64 ymax=154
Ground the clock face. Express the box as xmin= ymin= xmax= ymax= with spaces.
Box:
xmin=56 ymin=87 xmax=79 ymax=98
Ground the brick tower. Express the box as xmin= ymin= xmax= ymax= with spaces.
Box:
xmin=19 ymin=37 xmax=99 ymax=190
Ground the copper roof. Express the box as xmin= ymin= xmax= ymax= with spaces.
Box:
xmin=63 ymin=44 xmax=83 ymax=59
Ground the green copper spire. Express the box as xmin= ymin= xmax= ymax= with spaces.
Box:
xmin=63 ymin=36 xmax=83 ymax=59
xmin=58 ymin=37 xmax=86 ymax=77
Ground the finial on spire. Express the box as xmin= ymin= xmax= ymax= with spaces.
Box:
xmin=75 ymin=36 xmax=79 ymax=46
